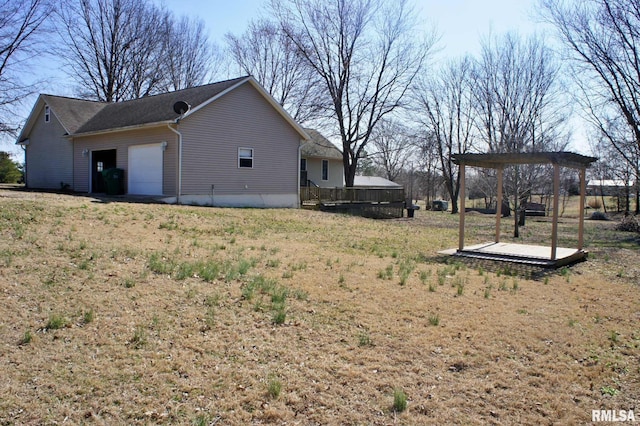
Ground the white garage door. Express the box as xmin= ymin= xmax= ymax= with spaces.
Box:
xmin=128 ymin=143 xmax=163 ymax=195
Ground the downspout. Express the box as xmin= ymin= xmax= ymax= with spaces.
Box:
xmin=168 ymin=124 xmax=183 ymax=204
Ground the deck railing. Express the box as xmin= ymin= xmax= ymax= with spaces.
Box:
xmin=300 ymin=187 xmax=406 ymax=204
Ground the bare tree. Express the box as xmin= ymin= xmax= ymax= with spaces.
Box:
xmin=225 ymin=19 xmax=322 ymax=124
xmin=540 ymin=0 xmax=640 ymax=174
xmin=415 ymin=56 xmax=475 ymax=213
xmin=472 ymin=32 xmax=567 ymax=235
xmin=57 ymin=0 xmax=216 ymax=102
xmin=0 ymin=0 xmax=53 ymax=135
xmin=57 ymin=0 xmax=158 ymax=101
xmin=414 ymin=131 xmax=443 ymax=206
xmin=272 ymin=0 xmax=436 ymax=187
xmin=162 ymin=14 xmax=219 ymax=91
xmin=368 ymin=118 xmax=415 ymax=182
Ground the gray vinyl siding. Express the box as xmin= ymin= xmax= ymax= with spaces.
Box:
xmin=25 ymin=107 xmax=73 ymax=189
xmin=179 ymin=83 xmax=300 ymax=196
xmin=73 ymin=126 xmax=177 ymax=194
xmin=305 ymin=157 xmax=344 ymax=188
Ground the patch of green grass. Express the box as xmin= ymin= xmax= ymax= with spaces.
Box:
xmin=270 ymin=285 xmax=288 ymax=306
xmin=192 ymin=413 xmax=211 ymax=426
xmin=272 ymin=307 xmax=286 ymax=325
xmin=291 ymin=261 xmax=307 ymax=271
xmin=148 ymin=252 xmax=175 ymax=276
xmin=123 ymin=278 xmax=135 ymax=288
xmin=83 ymin=309 xmax=94 ymax=324
xmin=158 ymin=220 xmax=178 ymax=231
xmin=267 ymin=376 xmax=282 ymax=399
xmin=392 ymin=388 xmax=407 ymax=413
xmin=398 ymin=259 xmax=415 ymax=286
xmin=419 ymin=270 xmax=430 ymax=285
xmin=428 ymin=313 xmax=440 ymax=326
xmin=292 ymin=288 xmax=309 ymax=301
xmin=19 ymin=330 xmax=32 ymax=345
xmin=130 ymin=325 xmax=147 ymax=349
xmin=175 ymin=261 xmax=198 ymax=280
xmin=266 ymin=258 xmax=280 ymax=268
xmin=358 ymin=330 xmax=373 ymax=347
xmin=46 ymin=314 xmax=67 ymax=330
xmin=600 ymin=385 xmax=619 ymax=396
xmin=282 ymin=270 xmax=294 ymax=279
xmin=499 ymin=279 xmax=508 ymax=291
xmin=378 ymin=264 xmax=393 ymax=280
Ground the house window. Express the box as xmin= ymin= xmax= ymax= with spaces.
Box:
xmin=44 ymin=105 xmax=50 ymax=123
xmin=238 ymin=147 xmax=253 ymax=168
xmin=300 ymin=158 xmax=307 ymax=171
xmin=97 ymin=161 xmax=103 ymax=172
xmin=322 ymin=159 xmax=329 ymax=180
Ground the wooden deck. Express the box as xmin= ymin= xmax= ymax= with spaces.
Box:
xmin=439 ymin=242 xmax=588 ymax=268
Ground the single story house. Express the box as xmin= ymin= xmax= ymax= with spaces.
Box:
xmin=586 ymin=179 xmax=635 ymax=197
xmin=300 ymin=129 xmax=344 ymax=188
xmin=16 ymin=76 xmax=309 ymax=208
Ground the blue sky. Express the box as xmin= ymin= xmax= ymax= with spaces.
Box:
xmin=2 ymin=0 xmax=553 ymax=156
xmin=162 ymin=0 xmax=541 ymax=58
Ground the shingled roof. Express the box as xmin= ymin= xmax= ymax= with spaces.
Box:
xmin=17 ymin=76 xmax=309 ymax=144
xmin=40 ymin=95 xmax=107 ymax=134
xmin=301 ymin=129 xmax=342 ymax=159
xmin=75 ymin=76 xmax=248 ymax=135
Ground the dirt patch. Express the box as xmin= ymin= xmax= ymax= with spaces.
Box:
xmin=1 ymin=188 xmax=638 ymax=424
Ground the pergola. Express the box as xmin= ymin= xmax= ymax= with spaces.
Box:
xmin=443 ymin=152 xmax=598 ymax=268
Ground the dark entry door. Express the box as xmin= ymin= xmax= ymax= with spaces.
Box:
xmin=91 ymin=149 xmax=116 ymax=193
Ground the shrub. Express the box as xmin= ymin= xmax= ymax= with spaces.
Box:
xmin=615 ymin=215 xmax=640 ymax=233
xmin=588 ymin=198 xmax=602 ymax=209
xmin=590 ymin=211 xmax=609 ymax=221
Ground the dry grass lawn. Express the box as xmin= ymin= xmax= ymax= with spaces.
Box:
xmin=1 ymin=187 xmax=639 ymax=425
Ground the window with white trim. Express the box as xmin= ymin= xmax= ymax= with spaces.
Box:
xmin=321 ymin=159 xmax=329 ymax=180
xmin=44 ymin=105 xmax=50 ymax=123
xmin=238 ymin=147 xmax=254 ymax=168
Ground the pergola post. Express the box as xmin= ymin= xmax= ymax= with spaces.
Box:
xmin=495 ymin=166 xmax=503 ymax=243
xmin=578 ymin=167 xmax=586 ymax=250
xmin=458 ymin=163 xmax=466 ymax=251
xmin=551 ymin=163 xmax=560 ymax=260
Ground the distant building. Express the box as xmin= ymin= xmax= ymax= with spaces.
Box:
xmin=587 ymin=179 xmax=635 ymax=196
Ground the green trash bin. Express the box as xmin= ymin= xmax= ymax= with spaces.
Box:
xmin=101 ymin=168 xmax=124 ymax=195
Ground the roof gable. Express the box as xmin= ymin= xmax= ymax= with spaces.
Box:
xmin=16 ymin=95 xmax=107 ymax=143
